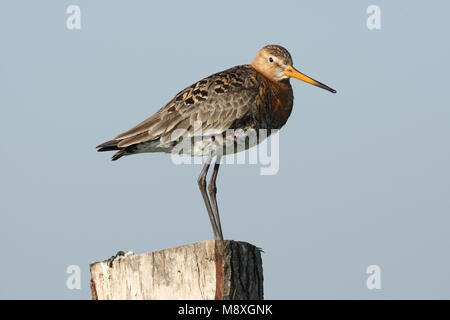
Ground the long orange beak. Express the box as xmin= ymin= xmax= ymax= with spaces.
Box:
xmin=284 ymin=65 xmax=336 ymax=93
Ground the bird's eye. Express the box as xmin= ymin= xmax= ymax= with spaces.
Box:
xmin=269 ymin=57 xmax=274 ymax=63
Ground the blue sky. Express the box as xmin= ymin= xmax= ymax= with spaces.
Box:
xmin=1 ymin=0 xmax=449 ymax=299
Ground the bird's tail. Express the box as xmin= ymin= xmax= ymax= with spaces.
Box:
xmin=111 ymin=150 xmax=126 ymax=161
xmin=96 ymin=140 xmax=126 ymax=161
xmin=97 ymin=140 xmax=119 ymax=152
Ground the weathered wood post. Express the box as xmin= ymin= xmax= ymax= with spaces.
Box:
xmin=90 ymin=240 xmax=264 ymax=300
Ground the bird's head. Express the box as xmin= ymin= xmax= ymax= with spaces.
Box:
xmin=251 ymin=44 xmax=336 ymax=93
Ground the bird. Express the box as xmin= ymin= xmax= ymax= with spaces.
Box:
xmin=97 ymin=44 xmax=336 ymax=241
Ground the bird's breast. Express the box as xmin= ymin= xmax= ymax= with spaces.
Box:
xmin=258 ymin=80 xmax=294 ymax=130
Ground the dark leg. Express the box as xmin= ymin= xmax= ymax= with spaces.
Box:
xmin=208 ymin=155 xmax=224 ymax=240
xmin=197 ymin=155 xmax=221 ymax=240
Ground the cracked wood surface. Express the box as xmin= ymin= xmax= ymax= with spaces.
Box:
xmin=90 ymin=240 xmax=263 ymax=300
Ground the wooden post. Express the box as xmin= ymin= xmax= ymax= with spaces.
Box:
xmin=90 ymin=240 xmax=263 ymax=300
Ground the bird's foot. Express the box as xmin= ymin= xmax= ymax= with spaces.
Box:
xmin=107 ymin=250 xmax=134 ymax=268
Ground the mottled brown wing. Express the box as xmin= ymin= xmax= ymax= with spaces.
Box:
xmin=111 ymin=65 xmax=264 ymax=149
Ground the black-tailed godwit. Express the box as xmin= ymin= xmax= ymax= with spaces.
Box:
xmin=97 ymin=45 xmax=336 ymax=240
